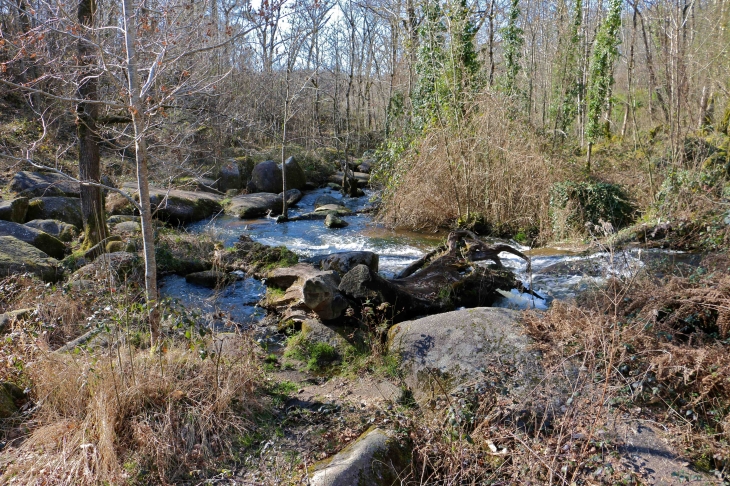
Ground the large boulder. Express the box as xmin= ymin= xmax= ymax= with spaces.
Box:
xmin=387 ymin=307 xmax=542 ymax=404
xmin=24 ymin=219 xmax=78 ymax=242
xmin=8 ymin=171 xmax=80 ymax=197
xmin=357 ymin=159 xmax=374 ymax=174
xmin=0 ymin=221 xmax=66 ymax=259
xmin=26 ymin=197 xmax=83 ymax=228
xmin=227 ymin=189 xmax=302 ymax=219
xmin=0 ymin=197 xmax=29 ymax=223
xmin=217 ymin=160 xmax=242 ymax=192
xmin=248 ymin=158 xmax=307 ymax=193
xmin=148 ymin=187 xmax=222 ymax=223
xmin=309 ymin=427 xmax=410 ymax=486
xmin=265 ymin=263 xmax=348 ymax=321
xmin=110 ymin=184 xmax=223 ymax=223
xmin=282 ymin=156 xmax=307 ymax=190
xmin=249 ymin=160 xmax=282 ymax=193
xmin=0 ymin=235 xmax=63 ymax=282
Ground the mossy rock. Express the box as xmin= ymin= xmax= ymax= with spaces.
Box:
xmin=0 ymin=197 xmax=29 ymax=223
xmin=25 ymin=219 xmax=78 ymax=242
xmin=0 ymin=235 xmax=62 ymax=282
xmin=26 ymin=197 xmax=83 ymax=228
xmin=0 ymin=220 xmax=66 ymax=259
xmin=215 ymin=236 xmax=298 ymax=276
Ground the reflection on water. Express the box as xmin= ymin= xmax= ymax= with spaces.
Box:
xmin=160 ymin=275 xmax=266 ymax=328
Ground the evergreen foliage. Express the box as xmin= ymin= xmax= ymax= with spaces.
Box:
xmin=585 ymin=0 xmax=623 ymax=147
xmin=550 ymin=0 xmax=583 ymax=137
xmin=499 ymin=0 xmax=524 ymax=97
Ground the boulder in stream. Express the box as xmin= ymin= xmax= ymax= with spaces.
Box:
xmin=227 ymin=189 xmax=302 ymax=219
xmin=185 ymin=270 xmax=234 ymax=288
xmin=265 ymin=263 xmax=348 ymax=321
xmin=324 ymin=213 xmax=348 ymax=228
xmin=318 ymin=251 xmax=379 ymax=276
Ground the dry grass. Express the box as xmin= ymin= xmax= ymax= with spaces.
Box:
xmin=1 ymin=333 xmax=262 ymax=485
xmin=376 ymin=94 xmax=563 ymax=240
xmin=403 ymin=254 xmax=730 ymax=484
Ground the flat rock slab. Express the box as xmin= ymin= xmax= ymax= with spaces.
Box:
xmin=387 ymin=307 xmax=542 ymax=404
xmin=8 ymin=171 xmax=80 ymax=197
xmin=0 ymin=235 xmax=62 ymax=282
xmin=309 ymin=427 xmax=409 ymax=486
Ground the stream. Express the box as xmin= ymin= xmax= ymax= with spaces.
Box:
xmin=160 ymin=187 xmax=701 ymax=327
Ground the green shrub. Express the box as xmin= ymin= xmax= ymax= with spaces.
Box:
xmin=550 ymin=181 xmax=634 ymax=238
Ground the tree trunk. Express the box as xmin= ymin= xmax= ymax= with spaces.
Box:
xmin=122 ymin=0 xmax=159 ymax=345
xmin=77 ymin=0 xmax=108 ymax=249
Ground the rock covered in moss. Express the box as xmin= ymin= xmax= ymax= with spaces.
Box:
xmin=309 ymin=427 xmax=410 ymax=486
xmin=214 ymin=235 xmax=298 ymax=276
xmin=299 ymin=319 xmax=353 ymax=359
xmin=26 ymin=197 xmax=83 ymax=228
xmin=0 ymin=235 xmax=63 ymax=282
xmin=324 ymin=213 xmax=348 ymax=228
xmin=0 ymin=220 xmax=66 ymax=259
xmin=0 ymin=197 xmax=29 ymax=223
xmin=24 ymin=219 xmax=78 ymax=242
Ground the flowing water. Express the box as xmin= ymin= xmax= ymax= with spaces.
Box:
xmin=160 ymin=188 xmax=700 ymax=326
